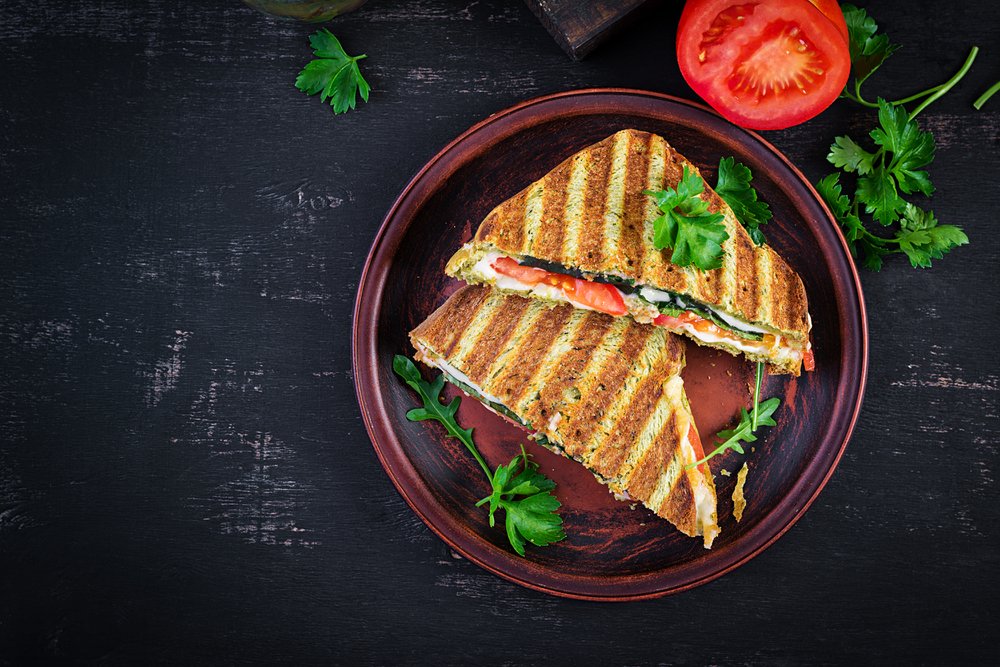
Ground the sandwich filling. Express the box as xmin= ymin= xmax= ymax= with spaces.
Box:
xmin=413 ymin=342 xmax=720 ymax=548
xmin=458 ymin=248 xmax=814 ymax=372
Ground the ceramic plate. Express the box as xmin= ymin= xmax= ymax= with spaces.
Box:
xmin=353 ymin=89 xmax=867 ymax=600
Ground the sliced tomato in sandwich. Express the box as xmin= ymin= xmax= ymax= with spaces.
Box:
xmin=491 ymin=257 xmax=628 ymax=317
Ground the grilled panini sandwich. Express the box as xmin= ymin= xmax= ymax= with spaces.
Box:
xmin=410 ymin=285 xmax=720 ymax=548
xmin=445 ymin=129 xmax=813 ymax=375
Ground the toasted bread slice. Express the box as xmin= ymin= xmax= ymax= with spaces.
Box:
xmin=410 ymin=285 xmax=720 ymax=548
xmin=445 ymin=128 xmax=812 ymax=375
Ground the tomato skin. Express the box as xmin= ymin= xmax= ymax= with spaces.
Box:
xmin=490 ymin=257 xmax=628 ymax=317
xmin=490 ymin=256 xmax=550 ymax=285
xmin=806 ymin=0 xmax=849 ymax=44
xmin=676 ymin=0 xmax=851 ymax=130
xmin=563 ymin=280 xmax=628 ymax=316
xmin=688 ymin=424 xmax=710 ymax=474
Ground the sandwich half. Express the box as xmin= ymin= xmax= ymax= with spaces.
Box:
xmin=409 ymin=284 xmax=720 ymax=548
xmin=445 ymin=128 xmax=813 ymax=375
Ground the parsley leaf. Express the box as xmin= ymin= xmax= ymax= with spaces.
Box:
xmin=645 ymin=166 xmax=729 ymax=270
xmin=841 ymin=4 xmax=900 ymax=93
xmin=393 ymin=355 xmax=565 ymax=556
xmin=820 ymin=98 xmax=966 ymax=270
xmin=856 ymin=168 xmax=903 ymax=225
xmin=895 ymin=204 xmax=969 ymax=268
xmin=714 ymin=157 xmax=772 ymax=245
xmin=827 ymin=135 xmax=876 ymax=175
xmin=830 ymin=6 xmax=975 ymax=271
xmin=871 ymin=99 xmax=936 ymax=196
xmin=479 ymin=450 xmax=566 ymax=556
xmin=295 ymin=29 xmax=371 ymax=114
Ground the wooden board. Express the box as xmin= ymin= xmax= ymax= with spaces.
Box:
xmin=523 ymin=0 xmax=663 ymax=60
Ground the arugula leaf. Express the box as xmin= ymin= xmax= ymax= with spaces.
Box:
xmin=841 ymin=4 xmax=900 ymax=93
xmin=714 ymin=157 xmax=771 ymax=245
xmin=688 ymin=398 xmax=780 ymax=469
xmin=393 ymin=355 xmax=565 ymax=556
xmin=895 ymin=204 xmax=969 ymax=268
xmin=295 ymin=29 xmax=371 ymax=114
xmin=645 ymin=166 xmax=729 ymax=270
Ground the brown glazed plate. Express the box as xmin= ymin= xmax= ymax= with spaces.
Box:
xmin=352 ymin=89 xmax=867 ymax=600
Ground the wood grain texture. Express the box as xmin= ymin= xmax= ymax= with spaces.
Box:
xmin=0 ymin=0 xmax=997 ymax=663
xmin=522 ymin=0 xmax=662 ymax=60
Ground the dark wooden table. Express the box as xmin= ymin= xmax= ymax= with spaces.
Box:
xmin=2 ymin=0 xmax=997 ymax=663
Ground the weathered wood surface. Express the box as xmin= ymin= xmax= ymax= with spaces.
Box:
xmin=523 ymin=0 xmax=662 ymax=60
xmin=1 ymin=0 xmax=997 ymax=663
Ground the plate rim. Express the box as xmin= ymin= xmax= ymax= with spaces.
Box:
xmin=352 ymin=88 xmax=869 ymax=601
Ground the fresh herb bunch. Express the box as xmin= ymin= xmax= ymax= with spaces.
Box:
xmin=688 ymin=362 xmax=780 ymax=469
xmin=715 ymin=157 xmax=772 ymax=246
xmin=295 ymin=29 xmax=371 ymax=114
xmin=819 ymin=5 xmax=974 ymax=270
xmin=393 ymin=355 xmax=566 ymax=556
xmin=644 ymin=166 xmax=729 ymax=270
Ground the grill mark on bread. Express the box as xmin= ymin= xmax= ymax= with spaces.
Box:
xmin=589 ymin=374 xmax=664 ymax=478
xmin=409 ymin=286 xmax=491 ymax=359
xmin=626 ymin=405 xmax=684 ymax=506
xmin=520 ymin=311 xmax=614 ymax=438
xmin=532 ymin=167 xmax=572 ymax=259
xmin=410 ymin=286 xmax=715 ymax=540
xmin=450 ymin=290 xmax=506 ymax=369
xmin=768 ymin=248 xmax=809 ymax=337
xmin=521 ymin=181 xmax=546 ymax=254
xmin=559 ymin=152 xmax=592 ymax=266
xmin=451 ymin=129 xmax=812 ymax=374
xmin=575 ymin=139 xmax=614 ymax=272
xmin=599 ymin=132 xmax=630 ymax=273
xmin=481 ymin=300 xmax=549 ymax=388
xmin=733 ymin=231 xmax=760 ymax=319
xmin=659 ymin=466 xmax=696 ymax=535
xmin=563 ymin=322 xmax=653 ymax=456
xmin=484 ymin=303 xmax=576 ymax=411
xmin=619 ymin=131 xmax=652 ymax=273
xmin=507 ymin=308 xmax=589 ymax=417
xmin=459 ymin=295 xmax=532 ymax=386
xmin=755 ymin=248 xmax=773 ymax=328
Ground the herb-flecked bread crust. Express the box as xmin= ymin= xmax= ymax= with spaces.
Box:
xmin=410 ymin=285 xmax=719 ymax=545
xmin=446 ymin=128 xmax=811 ymax=356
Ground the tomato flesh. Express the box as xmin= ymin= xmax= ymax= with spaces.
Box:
xmin=802 ymin=347 xmax=816 ymax=372
xmin=490 ymin=257 xmax=627 ymax=317
xmin=676 ymin=0 xmax=851 ymax=130
xmin=688 ymin=424 xmax=710 ymax=475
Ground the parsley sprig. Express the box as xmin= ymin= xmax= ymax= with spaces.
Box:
xmin=295 ymin=29 xmax=371 ymax=114
xmin=645 ymin=166 xmax=729 ymax=270
xmin=819 ymin=6 xmax=974 ymax=270
xmin=715 ymin=157 xmax=772 ymax=246
xmin=393 ymin=355 xmax=565 ymax=556
xmin=687 ymin=362 xmax=780 ymax=469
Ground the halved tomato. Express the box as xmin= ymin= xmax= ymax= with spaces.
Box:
xmin=676 ymin=0 xmax=851 ymax=130
xmin=491 ymin=257 xmax=628 ymax=317
xmin=806 ymin=0 xmax=850 ymax=44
